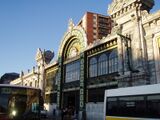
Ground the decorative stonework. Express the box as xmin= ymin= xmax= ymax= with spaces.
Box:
xmin=108 ymin=0 xmax=154 ymax=19
xmin=58 ymin=25 xmax=87 ymax=58
xmin=111 ymin=23 xmax=122 ymax=35
xmin=35 ymin=48 xmax=43 ymax=62
xmin=87 ymin=39 xmax=117 ymax=56
xmin=68 ymin=46 xmax=79 ymax=58
xmin=141 ymin=10 xmax=149 ymax=21
xmin=68 ymin=18 xmax=74 ymax=31
xmin=157 ymin=37 xmax=160 ymax=47
xmin=108 ymin=0 xmax=134 ymax=15
xmin=143 ymin=11 xmax=160 ymax=27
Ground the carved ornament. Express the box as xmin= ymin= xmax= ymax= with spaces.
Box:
xmin=108 ymin=0 xmax=133 ymax=15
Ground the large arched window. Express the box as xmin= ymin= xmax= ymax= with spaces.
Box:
xmin=98 ymin=54 xmax=108 ymax=76
xmin=109 ymin=49 xmax=118 ymax=73
xmin=89 ymin=57 xmax=97 ymax=77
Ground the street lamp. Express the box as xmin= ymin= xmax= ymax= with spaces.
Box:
xmin=117 ymin=33 xmax=139 ymax=86
xmin=117 ymin=33 xmax=133 ymax=71
xmin=117 ymin=33 xmax=139 ymax=73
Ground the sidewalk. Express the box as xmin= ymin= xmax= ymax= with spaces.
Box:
xmin=43 ymin=115 xmax=61 ymax=120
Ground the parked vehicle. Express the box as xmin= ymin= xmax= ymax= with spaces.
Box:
xmin=104 ymin=84 xmax=160 ymax=120
xmin=0 ymin=84 xmax=43 ymax=120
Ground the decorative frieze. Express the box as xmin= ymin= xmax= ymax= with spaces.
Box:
xmin=87 ymin=39 xmax=117 ymax=56
xmin=142 ymin=11 xmax=160 ymax=27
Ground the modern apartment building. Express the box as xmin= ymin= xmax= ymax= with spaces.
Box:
xmin=78 ymin=12 xmax=112 ymax=44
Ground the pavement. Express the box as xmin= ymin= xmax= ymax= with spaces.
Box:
xmin=41 ymin=115 xmax=61 ymax=120
xmin=41 ymin=117 xmax=55 ymax=120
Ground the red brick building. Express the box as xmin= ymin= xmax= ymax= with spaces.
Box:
xmin=78 ymin=12 xmax=112 ymax=44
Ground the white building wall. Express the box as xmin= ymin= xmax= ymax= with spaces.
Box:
xmin=86 ymin=102 xmax=104 ymax=120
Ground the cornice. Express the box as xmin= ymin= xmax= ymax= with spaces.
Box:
xmin=108 ymin=0 xmax=137 ymax=15
xmin=22 ymin=72 xmax=36 ymax=79
xmin=46 ymin=67 xmax=58 ymax=74
xmin=86 ymin=39 xmax=117 ymax=57
xmin=86 ymin=32 xmax=118 ymax=49
xmin=109 ymin=1 xmax=138 ymax=19
xmin=63 ymin=55 xmax=80 ymax=65
xmin=142 ymin=10 xmax=160 ymax=26
xmin=45 ymin=61 xmax=58 ymax=70
xmin=10 ymin=78 xmax=21 ymax=84
xmin=109 ymin=0 xmax=154 ymax=20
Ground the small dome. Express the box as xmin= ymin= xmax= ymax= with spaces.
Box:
xmin=44 ymin=50 xmax=54 ymax=64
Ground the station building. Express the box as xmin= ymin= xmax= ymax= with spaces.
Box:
xmin=11 ymin=0 xmax=160 ymax=119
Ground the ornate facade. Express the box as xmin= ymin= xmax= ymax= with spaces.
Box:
xmin=11 ymin=0 xmax=160 ymax=119
xmin=10 ymin=48 xmax=54 ymax=96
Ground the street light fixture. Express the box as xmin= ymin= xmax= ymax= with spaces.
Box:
xmin=117 ymin=33 xmax=133 ymax=72
xmin=117 ymin=33 xmax=139 ymax=73
xmin=117 ymin=33 xmax=139 ymax=86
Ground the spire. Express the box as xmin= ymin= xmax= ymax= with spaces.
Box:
xmin=35 ymin=48 xmax=43 ymax=62
xmin=68 ymin=18 xmax=74 ymax=31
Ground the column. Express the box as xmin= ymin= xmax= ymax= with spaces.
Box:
xmin=56 ymin=57 xmax=63 ymax=114
xmin=79 ymin=52 xmax=86 ymax=120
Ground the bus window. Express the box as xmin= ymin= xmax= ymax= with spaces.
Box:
xmin=0 ymin=94 xmax=8 ymax=120
xmin=104 ymin=84 xmax=160 ymax=120
xmin=8 ymin=94 xmax=27 ymax=119
xmin=106 ymin=97 xmax=118 ymax=116
xmin=118 ymin=96 xmax=145 ymax=118
xmin=147 ymin=95 xmax=160 ymax=118
xmin=0 ymin=85 xmax=41 ymax=120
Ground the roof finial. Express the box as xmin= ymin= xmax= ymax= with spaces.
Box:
xmin=68 ymin=18 xmax=74 ymax=31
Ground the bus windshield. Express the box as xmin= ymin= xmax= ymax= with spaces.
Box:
xmin=0 ymin=85 xmax=41 ymax=120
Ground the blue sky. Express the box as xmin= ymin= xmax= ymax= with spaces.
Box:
xmin=0 ymin=0 xmax=159 ymax=76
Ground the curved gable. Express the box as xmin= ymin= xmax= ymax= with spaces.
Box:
xmin=58 ymin=26 xmax=87 ymax=59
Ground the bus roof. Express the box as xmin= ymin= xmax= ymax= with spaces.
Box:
xmin=0 ymin=84 xmax=40 ymax=90
xmin=105 ymin=84 xmax=160 ymax=97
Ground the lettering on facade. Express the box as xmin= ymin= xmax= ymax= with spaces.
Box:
xmin=79 ymin=53 xmax=85 ymax=110
xmin=57 ymin=57 xmax=62 ymax=108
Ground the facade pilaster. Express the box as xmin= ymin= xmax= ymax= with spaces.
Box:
xmin=79 ymin=52 xmax=87 ymax=120
xmin=145 ymin=34 xmax=156 ymax=84
xmin=117 ymin=36 xmax=124 ymax=75
xmin=153 ymin=33 xmax=160 ymax=83
xmin=56 ymin=57 xmax=63 ymax=109
xmin=20 ymin=71 xmax=24 ymax=85
xmin=132 ymin=11 xmax=144 ymax=73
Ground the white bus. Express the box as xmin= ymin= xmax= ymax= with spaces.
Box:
xmin=104 ymin=84 xmax=160 ymax=120
xmin=0 ymin=84 xmax=43 ymax=120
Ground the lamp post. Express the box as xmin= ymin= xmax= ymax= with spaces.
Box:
xmin=117 ymin=33 xmax=139 ymax=86
xmin=117 ymin=33 xmax=133 ymax=72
